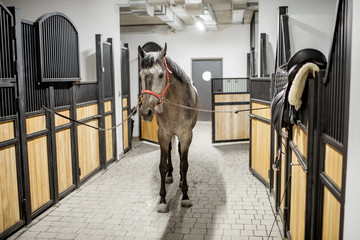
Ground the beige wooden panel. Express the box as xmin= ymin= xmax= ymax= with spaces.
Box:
xmin=26 ymin=115 xmax=46 ymax=134
xmin=56 ymin=129 xmax=73 ymax=194
xmin=280 ymin=138 xmax=286 ymax=213
xmin=0 ymin=121 xmax=15 ymax=142
xmin=215 ymin=104 xmax=249 ymax=141
xmin=322 ymin=187 xmax=340 ymax=240
xmin=77 ymin=104 xmax=98 ymax=120
xmin=77 ymin=120 xmax=100 ymax=180
xmin=122 ymin=111 xmax=129 ymax=150
xmin=141 ymin=116 xmax=159 ymax=143
xmin=122 ymin=98 xmax=128 ymax=108
xmin=28 ymin=136 xmax=50 ymax=212
xmin=105 ymin=100 xmax=112 ymax=113
xmin=55 ymin=110 xmax=70 ymax=127
xmin=325 ymin=144 xmax=343 ymax=188
xmin=251 ymin=119 xmax=270 ymax=182
xmin=0 ymin=145 xmax=20 ymax=233
xmin=106 ymin=115 xmax=114 ymax=161
xmin=289 ymin=152 xmax=307 ymax=240
xmin=214 ymin=93 xmax=250 ymax=103
xmin=251 ymin=102 xmax=270 ymax=120
xmin=292 ymin=125 xmax=308 ymax=157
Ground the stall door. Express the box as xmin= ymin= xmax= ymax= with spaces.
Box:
xmin=121 ymin=44 xmax=132 ymax=151
xmin=139 ymin=42 xmax=162 ymax=143
xmin=192 ymin=59 xmax=222 ymax=121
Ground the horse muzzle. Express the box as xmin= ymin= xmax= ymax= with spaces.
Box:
xmin=139 ymin=107 xmax=154 ymax=122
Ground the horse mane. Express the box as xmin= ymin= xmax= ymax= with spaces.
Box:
xmin=140 ymin=52 xmax=191 ymax=84
xmin=165 ymin=56 xmax=192 ymax=84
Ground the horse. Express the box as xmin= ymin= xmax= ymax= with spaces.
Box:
xmin=138 ymin=43 xmax=199 ymax=213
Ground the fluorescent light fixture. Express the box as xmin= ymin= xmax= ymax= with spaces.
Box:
xmin=196 ymin=21 xmax=205 ymax=31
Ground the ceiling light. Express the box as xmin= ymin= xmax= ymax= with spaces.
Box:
xmin=196 ymin=21 xmax=205 ymax=31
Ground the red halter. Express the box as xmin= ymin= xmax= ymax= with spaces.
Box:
xmin=141 ymin=57 xmax=172 ymax=104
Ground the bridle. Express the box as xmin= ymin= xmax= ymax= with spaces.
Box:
xmin=141 ymin=57 xmax=172 ymax=105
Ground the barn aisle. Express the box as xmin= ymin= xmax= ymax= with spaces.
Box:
xmin=10 ymin=122 xmax=281 ymax=240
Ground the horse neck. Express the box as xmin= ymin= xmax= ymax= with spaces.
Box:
xmin=167 ymin=75 xmax=190 ymax=103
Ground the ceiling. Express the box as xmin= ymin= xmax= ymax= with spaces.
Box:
xmin=119 ymin=0 xmax=258 ymax=33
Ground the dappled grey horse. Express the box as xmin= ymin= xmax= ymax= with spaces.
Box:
xmin=138 ymin=43 xmax=199 ymax=213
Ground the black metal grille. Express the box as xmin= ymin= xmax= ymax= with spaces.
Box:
xmin=0 ymin=5 xmax=15 ymax=81
xmin=103 ymin=44 xmax=113 ymax=98
xmin=22 ymin=21 xmax=47 ymax=113
xmin=54 ymin=82 xmax=71 ymax=107
xmin=76 ymin=83 xmax=97 ymax=103
xmin=322 ymin=0 xmax=347 ymax=144
xmin=250 ymin=78 xmax=271 ymax=101
xmin=38 ymin=13 xmax=80 ymax=82
xmin=212 ymin=78 xmax=248 ymax=94
xmin=0 ymin=87 xmax=16 ymax=117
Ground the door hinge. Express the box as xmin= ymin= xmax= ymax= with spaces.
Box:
xmin=78 ymin=167 xmax=81 ymax=176
xmin=22 ymin=199 xmax=27 ymax=211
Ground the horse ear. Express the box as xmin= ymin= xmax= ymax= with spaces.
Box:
xmin=138 ymin=46 xmax=146 ymax=58
xmin=160 ymin=43 xmax=167 ymax=57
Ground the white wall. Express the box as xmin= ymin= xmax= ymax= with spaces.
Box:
xmin=343 ymin=0 xmax=360 ymax=238
xmin=3 ymin=0 xmax=125 ymax=158
xmin=258 ymin=0 xmax=337 ymax=74
xmin=120 ymin=24 xmax=250 ymax=137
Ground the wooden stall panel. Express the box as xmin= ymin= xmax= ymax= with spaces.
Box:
xmin=0 ymin=121 xmax=15 ymax=142
xmin=56 ymin=129 xmax=73 ymax=194
xmin=105 ymin=100 xmax=112 ymax=113
xmin=77 ymin=120 xmax=100 ymax=180
xmin=141 ymin=116 xmax=159 ymax=143
xmin=215 ymin=94 xmax=249 ymax=103
xmin=28 ymin=136 xmax=50 ymax=212
xmin=26 ymin=115 xmax=46 ymax=134
xmin=292 ymin=126 xmax=308 ymax=157
xmin=289 ymin=153 xmax=307 ymax=240
xmin=105 ymin=115 xmax=114 ymax=161
xmin=122 ymin=110 xmax=129 ymax=150
xmin=251 ymin=119 xmax=270 ymax=182
xmin=251 ymin=102 xmax=271 ymax=120
xmin=322 ymin=187 xmax=340 ymax=240
xmin=215 ymin=104 xmax=250 ymax=141
xmin=0 ymin=145 xmax=20 ymax=233
xmin=77 ymin=104 xmax=98 ymax=120
xmin=324 ymin=144 xmax=343 ymax=188
xmin=55 ymin=110 xmax=70 ymax=126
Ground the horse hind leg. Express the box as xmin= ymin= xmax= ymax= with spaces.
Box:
xmin=179 ymin=135 xmax=193 ymax=208
xmin=165 ymin=141 xmax=173 ymax=184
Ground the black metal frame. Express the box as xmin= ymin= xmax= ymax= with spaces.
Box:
xmin=121 ymin=43 xmax=132 ymax=152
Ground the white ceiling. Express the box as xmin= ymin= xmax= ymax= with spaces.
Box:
xmin=119 ymin=0 xmax=258 ymax=32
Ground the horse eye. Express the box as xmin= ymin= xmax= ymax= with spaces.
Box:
xmin=159 ymin=73 xmax=164 ymax=79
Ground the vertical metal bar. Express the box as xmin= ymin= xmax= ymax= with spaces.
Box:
xmin=10 ymin=7 xmax=32 ymax=225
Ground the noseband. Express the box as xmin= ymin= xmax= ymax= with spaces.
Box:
xmin=141 ymin=57 xmax=172 ymax=105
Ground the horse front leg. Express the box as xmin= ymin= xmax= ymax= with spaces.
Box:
xmin=165 ymin=141 xmax=174 ymax=184
xmin=158 ymin=132 xmax=171 ymax=213
xmin=179 ymin=132 xmax=193 ymax=208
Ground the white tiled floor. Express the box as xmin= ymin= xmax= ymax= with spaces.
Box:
xmin=10 ymin=122 xmax=282 ymax=240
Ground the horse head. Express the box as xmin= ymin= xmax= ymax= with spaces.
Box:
xmin=138 ymin=43 xmax=168 ymax=122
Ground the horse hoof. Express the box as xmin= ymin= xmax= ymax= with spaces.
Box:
xmin=181 ymin=200 xmax=193 ymax=208
xmin=165 ymin=176 xmax=173 ymax=184
xmin=157 ymin=203 xmax=169 ymax=213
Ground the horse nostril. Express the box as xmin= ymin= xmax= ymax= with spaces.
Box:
xmin=146 ymin=109 xmax=153 ymax=118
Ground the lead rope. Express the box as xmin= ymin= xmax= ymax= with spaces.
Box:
xmin=42 ymin=99 xmax=270 ymax=131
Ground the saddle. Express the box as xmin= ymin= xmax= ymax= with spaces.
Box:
xmin=271 ymin=48 xmax=327 ymax=169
